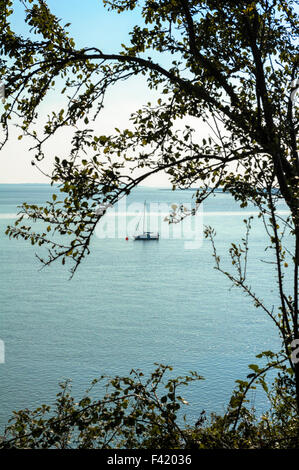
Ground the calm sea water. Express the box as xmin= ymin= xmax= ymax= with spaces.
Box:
xmin=0 ymin=184 xmax=291 ymax=431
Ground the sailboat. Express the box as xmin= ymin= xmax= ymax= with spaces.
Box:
xmin=133 ymin=201 xmax=159 ymax=240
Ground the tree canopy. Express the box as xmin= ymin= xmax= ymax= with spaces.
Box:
xmin=0 ymin=0 xmax=299 ymax=423
xmin=0 ymin=0 xmax=297 ymax=269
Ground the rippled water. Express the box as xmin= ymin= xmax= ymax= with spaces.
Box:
xmin=0 ymin=184 xmax=291 ymax=431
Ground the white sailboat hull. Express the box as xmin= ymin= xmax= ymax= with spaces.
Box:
xmin=133 ymin=201 xmax=159 ymax=240
xmin=134 ymin=232 xmax=159 ymax=240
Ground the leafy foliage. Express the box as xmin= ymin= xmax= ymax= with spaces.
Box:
xmin=1 ymin=363 xmax=299 ymax=449
xmin=0 ymin=0 xmax=298 ymax=446
xmin=0 ymin=364 xmax=203 ymax=449
xmin=0 ymin=0 xmax=297 ymax=275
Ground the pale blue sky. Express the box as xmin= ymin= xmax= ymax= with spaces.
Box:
xmin=10 ymin=0 xmax=141 ymax=51
xmin=0 ymin=0 xmax=205 ymax=186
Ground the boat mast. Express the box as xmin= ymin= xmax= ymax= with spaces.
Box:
xmin=143 ymin=200 xmax=146 ymax=233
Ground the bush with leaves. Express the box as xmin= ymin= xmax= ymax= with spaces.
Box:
xmin=0 ymin=364 xmax=203 ymax=449
xmin=1 ymin=361 xmax=299 ymax=449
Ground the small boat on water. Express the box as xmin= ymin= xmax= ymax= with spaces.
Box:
xmin=133 ymin=201 xmax=159 ymax=241
xmin=134 ymin=231 xmax=159 ymax=240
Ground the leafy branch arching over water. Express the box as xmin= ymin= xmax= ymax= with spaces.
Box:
xmin=0 ymin=0 xmax=298 ymax=446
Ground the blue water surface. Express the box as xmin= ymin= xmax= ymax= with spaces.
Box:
xmin=0 ymin=184 xmax=291 ymax=431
